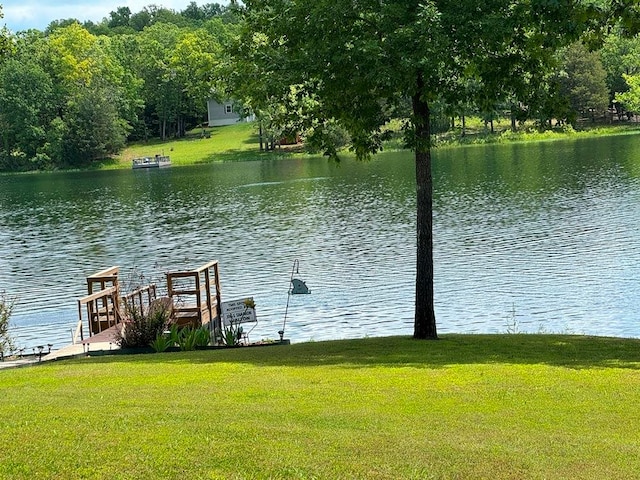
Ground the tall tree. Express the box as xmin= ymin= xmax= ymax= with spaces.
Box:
xmin=108 ymin=6 xmax=132 ymax=28
xmin=557 ymin=42 xmax=610 ymax=124
xmin=182 ymin=2 xmax=207 ymax=23
xmin=41 ymin=23 xmax=137 ymax=164
xmin=169 ymin=28 xmax=221 ymax=131
xmin=136 ymin=23 xmax=184 ymax=139
xmin=600 ymin=32 xmax=640 ymax=118
xmin=0 ymin=6 xmax=12 ymax=61
xmin=233 ymin=0 xmax=627 ymax=339
xmin=136 ymin=23 xmax=222 ymax=139
xmin=0 ymin=58 xmax=54 ymax=169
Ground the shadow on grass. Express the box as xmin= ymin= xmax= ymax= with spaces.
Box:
xmin=242 ymin=133 xmax=261 ymax=146
xmin=81 ymin=334 xmax=640 ymax=370
xmin=201 ymin=125 xmax=260 ymax=145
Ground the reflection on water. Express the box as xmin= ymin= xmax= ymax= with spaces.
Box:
xmin=1 ymin=134 xmax=639 ymax=351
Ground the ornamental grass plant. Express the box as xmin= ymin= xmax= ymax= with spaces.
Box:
xmin=1 ymin=334 xmax=639 ymax=479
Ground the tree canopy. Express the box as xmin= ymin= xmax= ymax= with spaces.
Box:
xmin=1 ymin=0 xmax=639 ymax=339
xmin=0 ymin=0 xmax=640 ymax=169
xmin=616 ymin=73 xmax=640 ymax=112
xmin=0 ymin=5 xmax=12 ymax=60
xmin=0 ymin=1 xmax=637 ymax=173
xmin=231 ymin=0 xmax=640 ymax=339
xmin=0 ymin=4 xmax=238 ymax=169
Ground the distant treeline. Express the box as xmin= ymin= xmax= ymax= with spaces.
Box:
xmin=0 ymin=2 xmax=639 ymax=171
xmin=0 ymin=3 xmax=239 ymax=170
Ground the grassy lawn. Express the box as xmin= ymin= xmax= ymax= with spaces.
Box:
xmin=101 ymin=122 xmax=271 ymax=169
xmin=437 ymin=120 xmax=640 ymax=147
xmin=93 ymin=119 xmax=640 ymax=170
xmin=1 ymin=334 xmax=639 ymax=479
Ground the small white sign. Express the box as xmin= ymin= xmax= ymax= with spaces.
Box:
xmin=221 ymin=297 xmax=257 ymax=326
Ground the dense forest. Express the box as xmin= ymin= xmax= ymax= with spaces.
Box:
xmin=0 ymin=2 xmax=240 ymax=170
xmin=0 ymin=1 xmax=639 ymax=171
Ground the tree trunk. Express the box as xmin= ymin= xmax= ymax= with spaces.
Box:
xmin=259 ymin=122 xmax=264 ymax=151
xmin=412 ymin=76 xmax=438 ymax=340
xmin=179 ymin=115 xmax=185 ymax=137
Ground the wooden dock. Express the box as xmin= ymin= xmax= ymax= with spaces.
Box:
xmin=45 ymin=339 xmax=120 ymax=361
xmin=0 ymin=260 xmax=225 ymax=370
xmin=73 ymin=261 xmax=222 ymax=344
xmin=0 ymin=339 xmax=118 ymax=369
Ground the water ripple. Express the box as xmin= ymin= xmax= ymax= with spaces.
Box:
xmin=2 ymin=138 xmax=640 ymax=349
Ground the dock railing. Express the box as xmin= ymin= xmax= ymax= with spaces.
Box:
xmin=166 ymin=260 xmax=222 ymax=330
xmin=75 ymin=261 xmax=222 ymax=344
xmin=74 ymin=285 xmax=120 ymax=344
xmin=121 ymin=283 xmax=158 ymax=313
xmin=87 ymin=266 xmax=119 ymax=295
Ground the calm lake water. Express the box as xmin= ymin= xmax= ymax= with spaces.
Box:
xmin=1 ymin=134 xmax=639 ymax=351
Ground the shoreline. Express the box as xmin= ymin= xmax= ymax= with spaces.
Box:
xmin=2 ymin=121 xmax=640 ymax=175
xmin=0 ymin=338 xmax=293 ymax=370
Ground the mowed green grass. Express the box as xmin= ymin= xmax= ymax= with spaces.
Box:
xmin=1 ymin=335 xmax=639 ymax=479
xmin=98 ymin=119 xmax=640 ymax=170
xmin=110 ymin=122 xmax=267 ymax=168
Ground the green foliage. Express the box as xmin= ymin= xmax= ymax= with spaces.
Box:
xmin=0 ymin=6 xmax=237 ymax=171
xmin=557 ymin=42 xmax=610 ymax=123
xmin=0 ymin=58 xmax=55 ymax=170
xmin=0 ymin=11 xmax=12 ymax=61
xmin=176 ymin=326 xmax=211 ymax=351
xmin=107 ymin=6 xmax=132 ymax=29
xmin=63 ymin=82 xmax=130 ymax=163
xmin=194 ymin=326 xmax=211 ymax=347
xmin=234 ymin=0 xmax=608 ymax=156
xmin=178 ymin=327 xmax=196 ymax=351
xmin=114 ymin=301 xmax=172 ymax=349
xmin=616 ymin=73 xmax=640 ymax=113
xmin=134 ymin=22 xmax=226 ymax=141
xmin=217 ymin=323 xmax=243 ymax=347
xmin=0 ymin=1 xmax=637 ymax=174
xmin=600 ymin=33 xmax=640 ymax=100
xmin=303 ymin=120 xmax=351 ymax=157
xmin=0 ymin=291 xmax=15 ymax=357
xmin=0 ymin=23 xmax=146 ymax=169
xmin=149 ymin=331 xmax=174 ymax=352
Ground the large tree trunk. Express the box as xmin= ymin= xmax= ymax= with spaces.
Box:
xmin=412 ymin=77 xmax=438 ymax=340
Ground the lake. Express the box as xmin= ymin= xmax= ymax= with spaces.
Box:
xmin=1 ymin=134 xmax=639 ymax=351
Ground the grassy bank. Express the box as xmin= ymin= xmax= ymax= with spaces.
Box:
xmin=100 ymin=119 xmax=640 ymax=170
xmin=1 ymin=334 xmax=639 ymax=479
xmin=102 ymin=122 xmax=269 ymax=169
xmin=382 ymin=117 xmax=640 ymax=150
xmin=437 ymin=120 xmax=640 ymax=147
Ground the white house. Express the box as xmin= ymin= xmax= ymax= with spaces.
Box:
xmin=207 ymin=99 xmax=253 ymax=127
